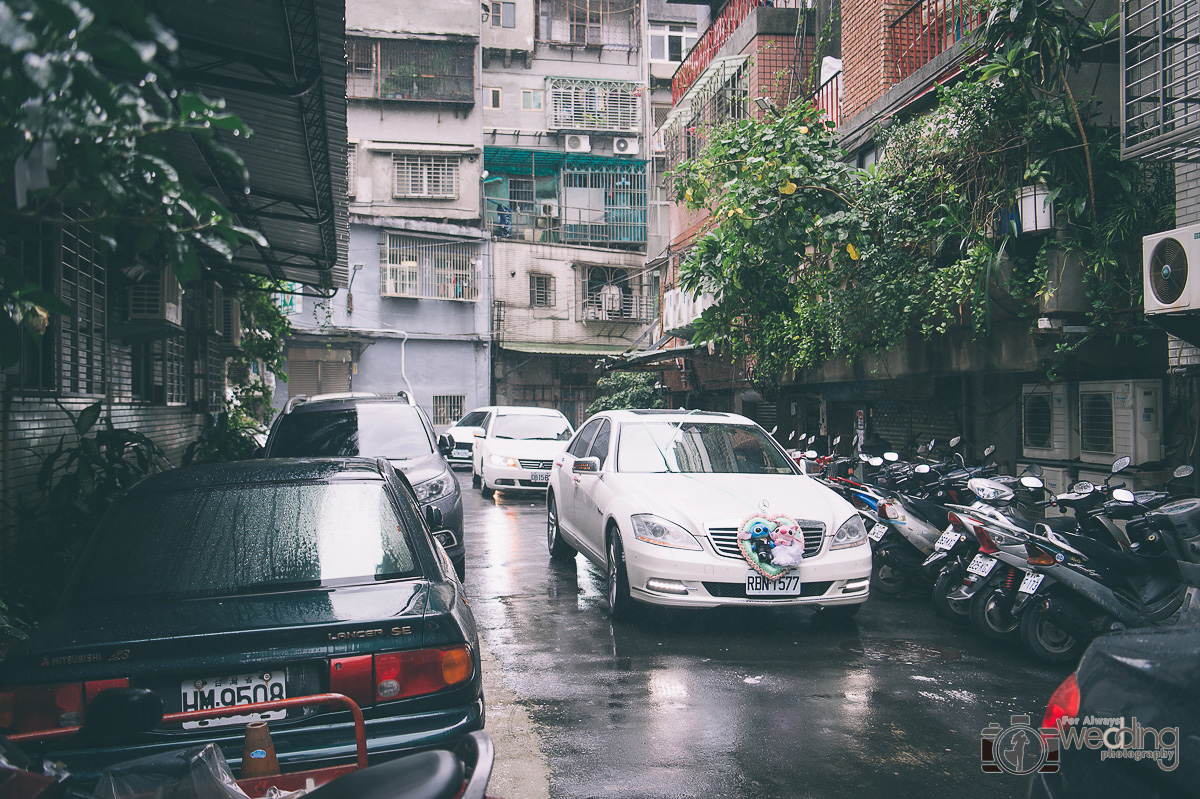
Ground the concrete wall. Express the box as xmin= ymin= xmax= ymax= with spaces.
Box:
xmin=481 ymin=0 xmax=535 ymax=52
xmin=347 ymin=0 xmax=478 ymax=37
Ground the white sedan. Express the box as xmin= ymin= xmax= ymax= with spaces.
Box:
xmin=473 ymin=406 xmax=574 ymax=498
xmin=545 ymin=410 xmax=872 ymax=618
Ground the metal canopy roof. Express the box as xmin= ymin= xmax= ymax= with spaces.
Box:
xmin=484 ymin=147 xmax=647 ymax=176
xmin=500 ymin=341 xmax=633 ymax=355
xmin=157 ymin=0 xmax=349 ymax=288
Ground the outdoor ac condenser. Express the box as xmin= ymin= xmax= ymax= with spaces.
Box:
xmin=1077 ymin=380 xmax=1163 ymax=467
xmin=1144 ymin=223 xmax=1200 ymax=314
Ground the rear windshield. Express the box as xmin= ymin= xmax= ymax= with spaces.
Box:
xmin=65 ymin=481 xmax=420 ymax=604
xmin=492 ymin=414 xmax=572 ymax=441
xmin=268 ymin=404 xmax=432 ymax=458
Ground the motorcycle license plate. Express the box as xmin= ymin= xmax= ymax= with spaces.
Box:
xmin=530 ymin=471 xmax=550 ymax=484
xmin=180 ymin=673 xmax=286 ymax=729
xmin=452 ymin=448 xmax=470 ymax=458
xmin=966 ymin=554 xmax=998 ymax=577
xmin=1018 ymin=572 xmax=1045 ymax=594
xmin=746 ymin=570 xmax=802 ymax=596
xmin=935 ymin=531 xmax=960 ymax=551
xmin=868 ymin=523 xmax=888 ymax=542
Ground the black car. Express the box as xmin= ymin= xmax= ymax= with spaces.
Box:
xmin=0 ymin=459 xmax=483 ymax=779
xmin=265 ymin=394 xmax=466 ymax=581
xmin=1029 ymin=623 xmax=1197 ymax=798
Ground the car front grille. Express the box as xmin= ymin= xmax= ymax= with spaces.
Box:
xmin=451 ymin=441 xmax=472 ymax=453
xmin=703 ymin=580 xmax=833 ymax=599
xmin=519 ymin=459 xmax=553 ymax=470
xmin=707 ymin=521 xmax=825 ymax=559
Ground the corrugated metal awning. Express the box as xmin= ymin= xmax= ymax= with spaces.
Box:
xmin=159 ymin=0 xmax=349 ymax=288
xmin=501 ymin=341 xmax=633 ymax=355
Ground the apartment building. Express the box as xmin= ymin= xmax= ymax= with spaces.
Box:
xmin=277 ymin=0 xmax=491 ymax=429
xmin=480 ymin=0 xmax=659 ymax=426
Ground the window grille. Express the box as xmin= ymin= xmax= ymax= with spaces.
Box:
xmin=560 ymin=164 xmax=647 ymax=245
xmin=432 ymin=395 xmax=465 ymax=426
xmin=548 ymin=77 xmax=640 ymax=131
xmin=509 ymin=178 xmax=535 ymax=214
xmin=581 ymin=264 xmax=653 ymax=321
xmin=529 ymin=274 xmax=556 ymax=307
xmin=1123 ymin=0 xmax=1200 ymax=160
xmin=538 ymin=0 xmax=639 ymax=49
xmin=347 ymin=143 xmax=357 ymax=197
xmin=382 ymin=234 xmax=481 ymax=301
xmin=59 ymin=213 xmax=107 ymax=396
xmin=346 ymin=37 xmax=474 ymax=103
xmin=663 ymin=57 xmax=749 ymax=175
xmin=164 ymin=335 xmax=187 ymax=405
xmin=393 ymin=154 xmax=459 ymax=199
xmin=2 ymin=220 xmax=57 ymax=392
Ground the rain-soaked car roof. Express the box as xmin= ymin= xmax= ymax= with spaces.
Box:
xmin=126 ymin=458 xmax=387 ymax=495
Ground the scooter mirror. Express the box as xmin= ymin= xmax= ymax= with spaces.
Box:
xmin=1023 ymin=463 xmax=1044 ymax=477
xmin=1020 ymin=475 xmax=1044 ymax=490
xmin=869 ymin=457 xmax=884 ymax=467
xmin=805 ymin=450 xmax=818 ymax=459
xmin=884 ymin=452 xmax=900 ymax=462
xmin=808 ymin=435 xmax=817 ymax=445
xmin=1112 ymin=488 xmax=1136 ymax=503
xmin=833 ymin=435 xmax=842 ymax=445
xmin=929 ymin=439 xmax=937 ymax=450
xmin=859 ymin=454 xmax=870 ymax=462
xmin=915 ymin=464 xmax=931 ymax=474
xmin=917 ymin=444 xmax=927 ymax=455
xmin=950 ymin=436 xmax=961 ymax=447
xmin=984 ymin=444 xmax=996 ymax=457
xmin=1070 ymin=481 xmax=1094 ymax=495
xmin=1112 ymin=456 xmax=1131 ymax=474
xmin=1175 ymin=465 xmax=1195 ymax=479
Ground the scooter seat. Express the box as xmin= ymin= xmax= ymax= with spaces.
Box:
xmin=305 ymin=750 xmax=464 ymax=799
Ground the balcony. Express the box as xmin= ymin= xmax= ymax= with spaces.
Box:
xmin=887 ymin=0 xmax=985 ymax=83
xmin=809 ymin=70 xmax=841 ymax=128
xmin=672 ymin=0 xmax=807 ymax=103
xmin=380 ymin=235 xmax=481 ymax=301
xmin=347 ymin=38 xmax=474 ymax=103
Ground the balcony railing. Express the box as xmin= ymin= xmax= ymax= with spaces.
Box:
xmin=888 ymin=0 xmax=985 ymax=83
xmin=583 ymin=290 xmax=656 ymax=322
xmin=672 ymin=0 xmax=807 ymax=103
xmin=486 ymin=200 xmax=648 ymax=247
xmin=809 ymin=70 xmax=841 ymax=128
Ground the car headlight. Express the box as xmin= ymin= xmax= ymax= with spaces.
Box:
xmin=489 ymin=454 xmax=518 ymax=467
xmin=831 ymin=515 xmax=867 ymax=550
xmin=415 ymin=473 xmax=450 ymax=502
xmin=630 ymin=514 xmax=702 ymax=550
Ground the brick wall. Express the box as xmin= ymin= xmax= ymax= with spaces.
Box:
xmin=1177 ymin=163 xmax=1200 ymax=226
xmin=841 ymin=0 xmax=908 ymax=121
xmin=746 ymin=33 xmax=815 ymax=110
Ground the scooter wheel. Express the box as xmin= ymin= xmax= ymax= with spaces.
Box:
xmin=932 ymin=567 xmax=970 ymax=625
xmin=969 ymin=585 xmax=1022 ymax=640
xmin=1019 ymin=606 xmax=1086 ymax=664
xmin=871 ymin=546 xmax=911 ymax=596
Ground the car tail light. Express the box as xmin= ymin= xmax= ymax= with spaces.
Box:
xmin=973 ymin=526 xmax=1000 ymax=555
xmin=330 ymin=656 xmax=374 ymax=708
xmin=1026 ymin=543 xmax=1056 ymax=567
xmin=372 ymin=646 xmax=473 ymax=704
xmin=1043 ymin=673 xmax=1080 ymax=731
xmin=0 ymin=683 xmax=85 ymax=732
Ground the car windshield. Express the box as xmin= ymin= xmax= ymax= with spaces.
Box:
xmin=617 ymin=422 xmax=797 ymax=474
xmin=492 ymin=414 xmax=572 ymax=441
xmin=268 ymin=404 xmax=432 ymax=457
xmin=65 ymin=481 xmax=420 ymax=604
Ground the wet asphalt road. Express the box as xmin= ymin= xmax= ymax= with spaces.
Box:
xmin=460 ymin=481 xmax=1067 ymax=799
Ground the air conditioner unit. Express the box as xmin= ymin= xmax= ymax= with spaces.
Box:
xmin=539 ymin=203 xmax=560 ymax=218
xmin=220 ymin=297 xmax=243 ymax=348
xmin=613 ymin=136 xmax=640 ymax=155
xmin=1144 ymin=223 xmax=1200 ymax=314
xmin=127 ymin=271 xmax=183 ymax=327
xmin=1021 ymin=384 xmax=1072 ymax=460
xmin=564 ymin=134 xmax=591 ymax=153
xmin=1078 ymin=380 xmax=1163 ymax=466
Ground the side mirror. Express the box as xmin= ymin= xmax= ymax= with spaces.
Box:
xmin=805 ymin=449 xmax=818 ymax=459
xmin=424 ymin=505 xmax=444 ymax=530
xmin=808 ymin=435 xmax=816 ymax=445
xmin=1020 ymin=475 xmax=1045 ymax=490
xmin=1111 ymin=488 xmax=1136 ymax=503
xmin=917 ymin=444 xmax=927 ymax=455
xmin=950 ymin=435 xmax=962 ymax=448
xmin=983 ymin=444 xmax=996 ymax=458
xmin=928 ymin=439 xmax=937 ymax=450
xmin=858 ymin=454 xmax=870 ymax=462
xmin=868 ymin=457 xmax=884 ymax=467
xmin=1175 ymin=465 xmax=1195 ymax=479
xmin=474 ymin=431 xmax=485 ymax=439
xmin=572 ymin=457 xmax=601 ymax=474
xmin=81 ymin=689 xmax=164 ymax=742
xmin=433 ymin=529 xmax=459 ymax=549
xmin=1023 ymin=463 xmax=1044 ymax=477
xmin=1111 ymin=456 xmax=1131 ymax=474
xmin=915 ymin=464 xmax=931 ymax=474
xmin=833 ymin=435 xmax=842 ymax=446
xmin=437 ymin=435 xmax=453 ymax=456
xmin=883 ymin=452 xmax=899 ymax=462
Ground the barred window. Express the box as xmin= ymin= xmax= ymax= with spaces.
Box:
xmin=59 ymin=214 xmax=107 ymax=396
xmin=393 ymin=154 xmax=460 ymax=199
xmin=130 ymin=336 xmax=187 ymax=405
xmin=538 ymin=0 xmax=640 ymax=49
xmin=347 ymin=143 xmax=357 ymax=197
xmin=432 ymin=395 xmax=465 ymax=426
xmin=509 ymin=178 xmax=535 ymax=214
xmin=346 ymin=37 xmax=474 ymax=103
xmin=548 ymin=77 xmax=640 ymax=131
xmin=381 ymin=234 xmax=480 ymax=301
xmin=529 ymin=274 xmax=555 ymax=307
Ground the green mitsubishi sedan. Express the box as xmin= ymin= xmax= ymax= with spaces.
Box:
xmin=0 ymin=458 xmax=483 ymax=778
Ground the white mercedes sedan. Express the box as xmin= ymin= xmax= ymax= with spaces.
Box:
xmin=546 ymin=410 xmax=872 ymax=618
